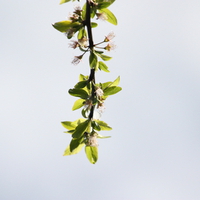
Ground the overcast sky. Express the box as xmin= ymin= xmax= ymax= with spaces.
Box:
xmin=1 ymin=0 xmax=200 ymax=199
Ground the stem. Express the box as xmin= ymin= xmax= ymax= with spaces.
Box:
xmin=86 ymin=0 xmax=95 ymax=120
xmin=86 ymin=0 xmax=94 ymax=48
xmin=94 ymin=41 xmax=105 ymax=46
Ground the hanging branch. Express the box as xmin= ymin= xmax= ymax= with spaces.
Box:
xmin=85 ymin=0 xmax=95 ymax=120
xmin=85 ymin=0 xmax=94 ymax=48
xmin=53 ymin=0 xmax=122 ymax=164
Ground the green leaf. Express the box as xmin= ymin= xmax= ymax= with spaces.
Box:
xmin=111 ymin=76 xmax=120 ymax=86
xmin=69 ymin=88 xmax=89 ymax=99
xmin=97 ymin=134 xmax=111 ymax=139
xmin=101 ymin=76 xmax=120 ymax=90
xmin=97 ymin=0 xmax=115 ymax=4
xmin=82 ymin=3 xmax=86 ymax=20
xmin=97 ymin=2 xmax=113 ymax=9
xmin=97 ymin=53 xmax=112 ymax=61
xmin=74 ymin=80 xmax=88 ymax=89
xmin=94 ymin=50 xmax=104 ymax=54
xmin=64 ymin=130 xmax=74 ymax=134
xmin=103 ymin=86 xmax=122 ymax=96
xmin=81 ymin=108 xmax=88 ymax=118
xmin=62 ymin=118 xmax=86 ymax=131
xmin=63 ymin=143 xmax=84 ymax=156
xmin=61 ymin=121 xmax=76 ymax=130
xmin=95 ymin=120 xmax=112 ymax=130
xmin=72 ymin=99 xmax=85 ymax=111
xmin=101 ymin=81 xmax=112 ymax=89
xmin=69 ymin=137 xmax=84 ymax=152
xmin=72 ymin=118 xmax=87 ymax=126
xmin=72 ymin=120 xmax=90 ymax=138
xmin=60 ymin=0 xmax=71 ymax=4
xmin=79 ymin=74 xmax=88 ymax=81
xmin=99 ymin=8 xmax=117 ymax=25
xmin=85 ymin=146 xmax=98 ymax=164
xmin=52 ymin=21 xmax=81 ymax=32
xmin=77 ymin=27 xmax=87 ymax=39
xmin=91 ymin=22 xmax=98 ymax=28
xmin=92 ymin=121 xmax=101 ymax=131
xmin=98 ymin=61 xmax=110 ymax=72
xmin=89 ymin=52 xmax=98 ymax=69
xmin=90 ymin=7 xmax=97 ymax=18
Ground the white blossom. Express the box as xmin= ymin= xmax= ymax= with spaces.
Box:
xmin=105 ymin=42 xmax=116 ymax=51
xmin=87 ymin=134 xmax=98 ymax=147
xmin=96 ymin=12 xmax=108 ymax=21
xmin=78 ymin=37 xmax=88 ymax=48
xmin=95 ymin=88 xmax=104 ymax=98
xmin=104 ymin=32 xmax=115 ymax=42
xmin=69 ymin=40 xmax=80 ymax=49
xmin=72 ymin=55 xmax=82 ymax=65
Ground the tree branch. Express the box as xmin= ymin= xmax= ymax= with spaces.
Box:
xmin=86 ymin=0 xmax=94 ymax=48
xmin=86 ymin=0 xmax=95 ymax=119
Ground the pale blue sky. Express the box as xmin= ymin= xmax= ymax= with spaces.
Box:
xmin=1 ymin=0 xmax=200 ymax=199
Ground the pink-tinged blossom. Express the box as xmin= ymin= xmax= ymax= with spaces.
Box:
xmin=104 ymin=32 xmax=115 ymax=42
xmin=65 ymin=28 xmax=75 ymax=38
xmin=72 ymin=55 xmax=83 ymax=65
xmin=96 ymin=12 xmax=108 ymax=21
xmin=97 ymin=102 xmax=105 ymax=112
xmin=93 ymin=102 xmax=105 ymax=120
xmin=105 ymin=42 xmax=116 ymax=51
xmin=69 ymin=40 xmax=80 ymax=49
xmin=73 ymin=5 xmax=82 ymax=15
xmin=84 ymin=99 xmax=93 ymax=110
xmin=95 ymin=88 xmax=104 ymax=98
xmin=86 ymin=134 xmax=98 ymax=147
xmin=78 ymin=37 xmax=88 ymax=48
xmin=69 ymin=13 xmax=79 ymax=21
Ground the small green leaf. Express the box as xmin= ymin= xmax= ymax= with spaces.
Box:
xmin=97 ymin=134 xmax=111 ymax=139
xmin=60 ymin=0 xmax=71 ymax=4
xmin=69 ymin=88 xmax=89 ymax=99
xmin=111 ymin=76 xmax=120 ymax=86
xmin=79 ymin=74 xmax=88 ymax=81
xmin=63 ymin=143 xmax=84 ymax=156
xmin=91 ymin=22 xmax=98 ymax=28
xmin=92 ymin=121 xmax=101 ymax=131
xmin=97 ymin=2 xmax=112 ymax=9
xmin=72 ymin=120 xmax=90 ymax=138
xmin=94 ymin=50 xmax=104 ymax=54
xmin=81 ymin=108 xmax=88 ymax=118
xmin=78 ymin=28 xmax=87 ymax=39
xmin=95 ymin=120 xmax=112 ymax=130
xmin=85 ymin=146 xmax=98 ymax=164
xmin=103 ymin=86 xmax=122 ymax=96
xmin=62 ymin=118 xmax=86 ymax=131
xmin=91 ymin=7 xmax=97 ymax=18
xmin=74 ymin=81 xmax=88 ymax=89
xmin=52 ymin=21 xmax=81 ymax=32
xmin=73 ymin=118 xmax=87 ymax=125
xmin=89 ymin=52 xmax=98 ymax=69
xmin=97 ymin=54 xmax=112 ymax=61
xmin=70 ymin=137 xmax=84 ymax=152
xmin=98 ymin=61 xmax=110 ymax=72
xmin=61 ymin=121 xmax=76 ymax=130
xmin=99 ymin=8 xmax=117 ymax=25
xmin=97 ymin=0 xmax=115 ymax=4
xmin=101 ymin=81 xmax=112 ymax=89
xmin=72 ymin=99 xmax=85 ymax=111
xmin=64 ymin=130 xmax=74 ymax=134
xmin=82 ymin=3 xmax=86 ymax=20
xmin=101 ymin=76 xmax=120 ymax=90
